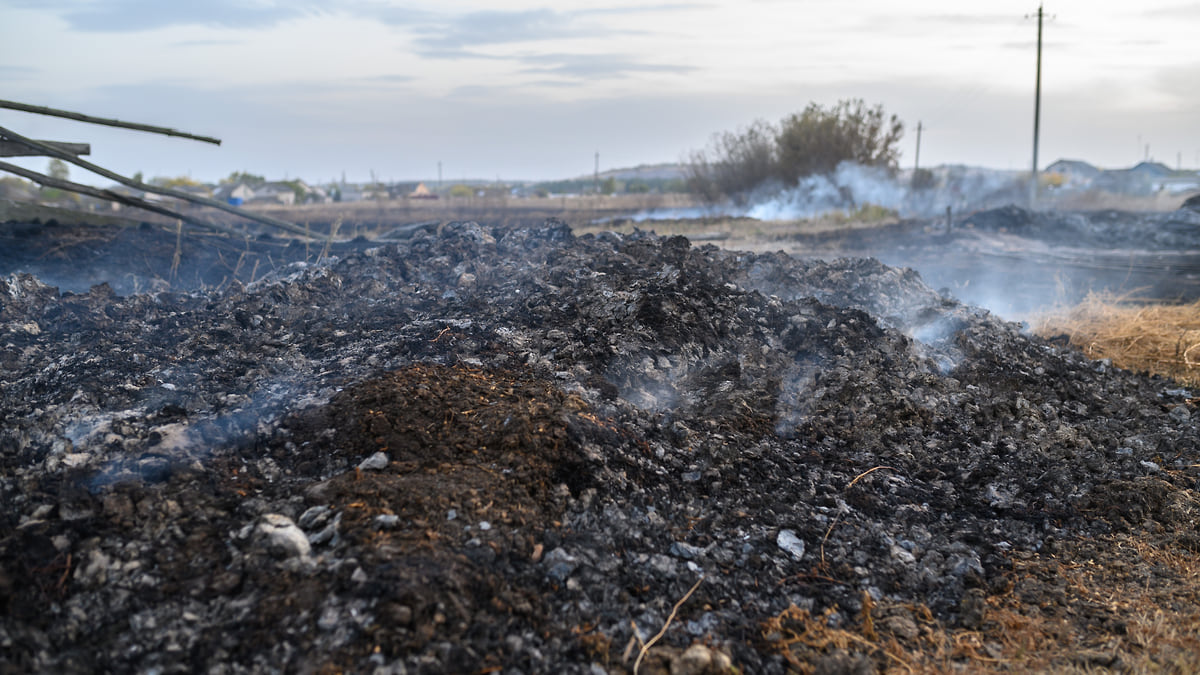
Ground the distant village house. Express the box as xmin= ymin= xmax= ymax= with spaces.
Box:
xmin=408 ymin=182 xmax=437 ymax=199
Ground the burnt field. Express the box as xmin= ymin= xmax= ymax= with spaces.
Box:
xmin=2 ymin=204 xmax=1200 ymax=673
xmin=592 ymin=202 xmax=1200 ymax=320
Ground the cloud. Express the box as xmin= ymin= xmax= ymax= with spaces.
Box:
xmin=364 ymin=74 xmax=415 ymax=83
xmin=519 ymin=53 xmax=695 ymax=80
xmin=369 ymin=5 xmax=698 ymax=81
xmin=16 ymin=0 xmax=319 ymax=32
xmin=1153 ymin=62 xmax=1200 ymax=111
xmin=405 ymin=8 xmax=594 ymax=58
xmin=1142 ymin=2 xmax=1200 ymax=18
xmin=172 ymin=39 xmax=243 ymax=48
xmin=370 ymin=5 xmax=696 ymax=59
xmin=0 ymin=65 xmax=39 ymax=81
xmin=850 ymin=10 xmax=1023 ymax=35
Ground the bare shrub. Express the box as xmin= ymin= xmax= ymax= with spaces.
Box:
xmin=685 ymin=119 xmax=778 ymax=204
xmin=686 ymin=99 xmax=904 ymax=203
xmin=776 ymin=100 xmax=902 ymax=184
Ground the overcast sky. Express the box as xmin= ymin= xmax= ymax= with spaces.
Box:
xmin=2 ymin=0 xmax=1198 ymax=185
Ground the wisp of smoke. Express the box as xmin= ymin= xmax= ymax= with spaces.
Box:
xmin=629 ymin=162 xmax=1028 ymax=223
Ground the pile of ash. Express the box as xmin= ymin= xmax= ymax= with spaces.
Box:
xmin=1 ymin=220 xmax=1197 ymax=673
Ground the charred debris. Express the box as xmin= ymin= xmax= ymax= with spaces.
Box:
xmin=2 ymin=214 xmax=1199 ymax=673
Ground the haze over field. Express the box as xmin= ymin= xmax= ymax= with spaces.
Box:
xmin=2 ymin=0 xmax=1198 ymax=185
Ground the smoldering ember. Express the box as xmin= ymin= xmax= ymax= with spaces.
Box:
xmin=2 ymin=205 xmax=1200 ymax=674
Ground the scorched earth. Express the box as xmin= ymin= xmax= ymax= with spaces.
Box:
xmin=1 ymin=215 xmax=1199 ymax=674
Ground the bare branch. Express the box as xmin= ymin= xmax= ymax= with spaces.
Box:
xmin=0 ymin=99 xmax=221 ymax=146
xmin=0 ymin=160 xmax=247 ymax=238
xmin=0 ymin=125 xmax=315 ymax=239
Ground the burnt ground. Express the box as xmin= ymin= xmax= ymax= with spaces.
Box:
xmin=724 ymin=205 xmax=1200 ymax=318
xmin=1 ymin=209 xmax=1200 ymax=674
xmin=0 ymin=214 xmax=399 ymax=296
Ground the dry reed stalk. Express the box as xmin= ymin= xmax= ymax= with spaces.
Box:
xmin=318 ymin=217 xmax=341 ymax=263
xmin=169 ymin=220 xmax=182 ymax=281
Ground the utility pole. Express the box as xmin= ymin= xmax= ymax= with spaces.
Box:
xmin=1030 ymin=3 xmax=1044 ymax=206
xmin=437 ymin=161 xmax=442 ymax=190
xmin=914 ymin=121 xmax=923 ymax=171
xmin=594 ymin=151 xmax=600 ymax=195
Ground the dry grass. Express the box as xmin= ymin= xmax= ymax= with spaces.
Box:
xmin=1030 ymin=292 xmax=1200 ymax=387
xmin=763 ymin=530 xmax=1200 ymax=674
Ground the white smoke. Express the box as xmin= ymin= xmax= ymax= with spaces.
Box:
xmin=625 ymin=162 xmax=1028 ymax=223
xmin=746 ymin=162 xmax=1029 ymax=221
xmin=747 ymin=164 xmax=908 ymax=220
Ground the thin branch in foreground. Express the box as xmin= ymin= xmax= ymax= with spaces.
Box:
xmin=0 ymin=159 xmax=247 ymax=238
xmin=847 ymin=465 xmax=897 ymax=490
xmin=630 ymin=575 xmax=705 ymax=675
xmin=0 ymin=99 xmax=221 ymax=145
xmin=0 ymin=125 xmax=314 ymax=239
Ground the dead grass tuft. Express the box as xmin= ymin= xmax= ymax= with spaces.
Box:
xmin=1031 ymin=291 xmax=1200 ymax=387
xmin=764 ymin=531 xmax=1200 ymax=673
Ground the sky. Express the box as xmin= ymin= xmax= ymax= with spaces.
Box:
xmin=1 ymin=0 xmax=1198 ymax=186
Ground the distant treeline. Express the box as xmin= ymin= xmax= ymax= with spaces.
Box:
xmin=530 ymin=176 xmax=689 ymax=196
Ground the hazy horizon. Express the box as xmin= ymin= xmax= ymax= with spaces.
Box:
xmin=3 ymin=1 xmax=1198 ymax=186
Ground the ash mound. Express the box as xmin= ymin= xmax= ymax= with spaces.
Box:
xmin=1 ymin=221 xmax=1197 ymax=673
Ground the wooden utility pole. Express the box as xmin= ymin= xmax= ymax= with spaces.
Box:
xmin=594 ymin=151 xmax=600 ymax=195
xmin=1030 ymin=3 xmax=1044 ymax=206
xmin=914 ymin=121 xmax=923 ymax=172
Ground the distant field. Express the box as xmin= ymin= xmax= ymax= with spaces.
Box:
xmin=232 ymin=193 xmax=699 ymax=236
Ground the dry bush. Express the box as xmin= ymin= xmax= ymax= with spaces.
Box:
xmin=685 ymin=99 xmax=903 ymax=203
xmin=1031 ymin=292 xmax=1200 ymax=387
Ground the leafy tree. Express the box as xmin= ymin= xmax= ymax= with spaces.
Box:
xmin=41 ymin=159 xmax=73 ymax=201
xmin=686 ymin=99 xmax=904 ymax=202
xmin=600 ymin=177 xmax=617 ymax=195
xmin=661 ymin=178 xmax=688 ymax=193
xmin=0 ymin=176 xmax=36 ymax=200
xmin=280 ymin=179 xmax=308 ymax=203
xmin=221 ymin=171 xmax=266 ymax=186
xmin=47 ymin=158 xmax=70 ymax=181
xmin=775 ymin=100 xmax=902 ymax=184
xmin=151 ymin=175 xmax=203 ymax=189
xmin=448 ymin=184 xmax=474 ymax=198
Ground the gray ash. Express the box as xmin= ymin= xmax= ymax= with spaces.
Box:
xmin=1 ymin=218 xmax=1197 ymax=673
